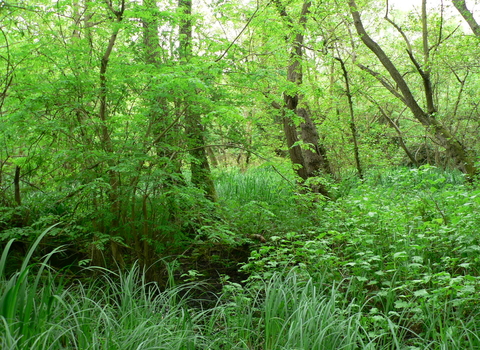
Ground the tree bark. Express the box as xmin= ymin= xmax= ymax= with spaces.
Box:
xmin=452 ymin=0 xmax=480 ymax=37
xmin=143 ymin=0 xmax=161 ymax=63
xmin=298 ymin=108 xmax=333 ymax=176
xmin=349 ymin=0 xmax=477 ymax=177
xmin=335 ymin=57 xmax=363 ymax=179
xmin=178 ymin=0 xmax=217 ymax=201
xmin=275 ymin=0 xmax=332 ymax=195
xmin=421 ymin=0 xmax=435 ymax=115
xmin=14 ymin=165 xmax=21 ymax=206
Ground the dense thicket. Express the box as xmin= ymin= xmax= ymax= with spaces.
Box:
xmin=1 ymin=0 xmax=480 ymax=280
xmin=2 ymin=167 xmax=480 ymax=349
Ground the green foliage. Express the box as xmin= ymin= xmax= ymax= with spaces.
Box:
xmin=2 ymin=0 xmax=480 ymax=345
xmin=2 ymin=206 xmax=480 ymax=349
xmin=214 ymin=166 xmax=317 ymax=239
xmin=241 ymin=167 xmax=480 ymax=348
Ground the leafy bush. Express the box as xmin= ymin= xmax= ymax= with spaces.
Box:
xmin=239 ymin=166 xmax=480 ymax=348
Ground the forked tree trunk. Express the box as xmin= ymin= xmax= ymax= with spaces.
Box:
xmin=275 ymin=0 xmax=332 ymax=196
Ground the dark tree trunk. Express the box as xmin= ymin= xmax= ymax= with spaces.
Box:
xmin=298 ymin=108 xmax=333 ymax=176
xmin=282 ymin=114 xmax=308 ymax=180
xmin=14 ymin=165 xmax=21 ymax=206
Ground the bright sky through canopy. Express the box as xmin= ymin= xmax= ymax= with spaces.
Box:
xmin=390 ymin=0 xmax=478 ymax=13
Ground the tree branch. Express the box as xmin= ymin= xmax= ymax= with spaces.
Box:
xmin=452 ymin=0 xmax=480 ymax=36
xmin=356 ymin=64 xmax=406 ymax=103
xmin=215 ymin=1 xmax=262 ymax=62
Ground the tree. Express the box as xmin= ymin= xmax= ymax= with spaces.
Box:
xmin=348 ymin=0 xmax=477 ymax=177
xmin=334 ymin=56 xmax=363 ymax=179
xmin=273 ymin=0 xmax=332 ymax=196
xmin=178 ymin=0 xmax=217 ymax=200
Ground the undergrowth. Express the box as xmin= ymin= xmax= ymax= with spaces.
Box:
xmin=2 ymin=165 xmax=480 ymax=349
xmin=240 ymin=165 xmax=480 ymax=349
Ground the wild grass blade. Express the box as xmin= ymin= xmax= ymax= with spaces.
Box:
xmin=20 ymin=223 xmax=61 ymax=273
xmin=0 ymin=239 xmax=15 ymax=279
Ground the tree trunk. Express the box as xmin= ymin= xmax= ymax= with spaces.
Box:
xmin=178 ymin=0 xmax=217 ymax=200
xmin=143 ymin=0 xmax=161 ymax=63
xmin=96 ymin=0 xmax=126 ymax=268
xmin=335 ymin=57 xmax=363 ymax=179
xmin=349 ymin=0 xmax=477 ymax=178
xmin=283 ymin=114 xmax=308 ymax=180
xmin=206 ymin=146 xmax=219 ymax=168
xmin=298 ymin=108 xmax=333 ymax=176
xmin=275 ymin=0 xmax=332 ymax=195
xmin=14 ymin=165 xmax=21 ymax=206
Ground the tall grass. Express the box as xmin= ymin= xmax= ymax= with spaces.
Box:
xmin=214 ymin=166 xmax=294 ymax=205
xmin=0 ymin=230 xmax=366 ymax=350
xmin=213 ymin=166 xmax=318 ymax=238
xmin=0 ymin=226 xmax=202 ymax=349
xmin=3 ymin=167 xmax=480 ymax=349
xmin=261 ymin=271 xmax=364 ymax=350
xmin=2 ymin=237 xmax=480 ymax=349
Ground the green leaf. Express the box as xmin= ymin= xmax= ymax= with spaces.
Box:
xmin=413 ymin=289 xmax=429 ymax=297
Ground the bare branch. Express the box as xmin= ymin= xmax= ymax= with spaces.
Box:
xmin=356 ymin=64 xmax=406 ymax=103
xmin=215 ymin=1 xmax=262 ymax=62
xmin=384 ymin=16 xmax=414 ymax=54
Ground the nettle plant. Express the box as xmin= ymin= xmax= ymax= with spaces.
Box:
xmin=241 ymin=230 xmax=340 ymax=281
xmin=241 ymin=167 xmax=480 ymax=342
